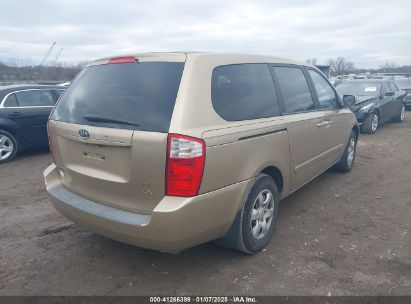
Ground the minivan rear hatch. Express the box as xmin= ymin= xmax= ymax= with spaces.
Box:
xmin=49 ymin=54 xmax=186 ymax=214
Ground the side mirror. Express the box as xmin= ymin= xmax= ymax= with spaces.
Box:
xmin=385 ymin=91 xmax=395 ymax=96
xmin=342 ymin=95 xmax=356 ymax=107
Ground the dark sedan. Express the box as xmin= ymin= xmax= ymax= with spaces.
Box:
xmin=336 ymin=80 xmax=406 ymax=134
xmin=0 ymin=85 xmax=64 ymax=163
xmin=395 ymin=78 xmax=411 ymax=109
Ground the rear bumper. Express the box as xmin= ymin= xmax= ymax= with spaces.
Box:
xmin=44 ymin=164 xmax=250 ymax=253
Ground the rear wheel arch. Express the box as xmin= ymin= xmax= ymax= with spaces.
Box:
xmin=261 ymin=166 xmax=284 ymax=195
xmin=217 ymin=172 xmax=280 ymax=253
xmin=392 ymin=103 xmax=406 ymax=122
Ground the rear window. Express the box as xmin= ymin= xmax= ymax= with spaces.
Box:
xmin=51 ymin=62 xmax=184 ymax=132
xmin=4 ymin=93 xmax=18 ymax=107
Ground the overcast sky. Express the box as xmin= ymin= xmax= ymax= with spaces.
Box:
xmin=0 ymin=0 xmax=410 ymax=68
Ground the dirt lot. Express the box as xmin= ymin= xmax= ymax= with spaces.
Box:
xmin=1 ymin=118 xmax=410 ymax=296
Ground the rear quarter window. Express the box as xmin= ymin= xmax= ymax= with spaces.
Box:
xmin=3 ymin=93 xmax=18 ymax=107
xmin=51 ymin=62 xmax=184 ymax=132
xmin=211 ymin=64 xmax=280 ymax=121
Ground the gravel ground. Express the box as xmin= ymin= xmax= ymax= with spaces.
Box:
xmin=0 ymin=118 xmax=410 ymax=296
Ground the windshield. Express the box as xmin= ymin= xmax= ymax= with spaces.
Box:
xmin=336 ymin=82 xmax=381 ymax=97
xmin=51 ymin=62 xmax=184 ymax=132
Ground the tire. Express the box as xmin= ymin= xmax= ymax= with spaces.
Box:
xmin=219 ymin=174 xmax=280 ymax=254
xmin=361 ymin=112 xmax=379 ymax=134
xmin=334 ymin=131 xmax=357 ymax=173
xmin=0 ymin=130 xmax=18 ymax=163
xmin=392 ymin=104 xmax=406 ymax=123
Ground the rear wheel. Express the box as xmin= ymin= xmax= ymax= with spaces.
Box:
xmin=392 ymin=104 xmax=406 ymax=123
xmin=361 ymin=112 xmax=379 ymax=134
xmin=334 ymin=131 xmax=357 ymax=172
xmin=219 ymin=174 xmax=280 ymax=254
xmin=0 ymin=130 xmax=18 ymax=163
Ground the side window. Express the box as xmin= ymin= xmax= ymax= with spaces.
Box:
xmin=54 ymin=89 xmax=64 ymax=99
xmin=15 ymin=90 xmax=55 ymax=107
xmin=3 ymin=93 xmax=18 ymax=107
xmin=388 ymin=82 xmax=399 ymax=92
xmin=382 ymin=82 xmax=391 ymax=95
xmin=211 ymin=64 xmax=280 ymax=121
xmin=273 ymin=66 xmax=314 ymax=113
xmin=308 ymin=69 xmax=337 ymax=109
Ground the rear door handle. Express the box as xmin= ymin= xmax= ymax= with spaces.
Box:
xmin=316 ymin=121 xmax=332 ymax=128
xmin=8 ymin=111 xmax=21 ymax=117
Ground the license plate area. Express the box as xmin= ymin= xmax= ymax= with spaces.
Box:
xmin=83 ymin=143 xmax=106 ymax=160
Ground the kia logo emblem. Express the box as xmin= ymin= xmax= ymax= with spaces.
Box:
xmin=78 ymin=129 xmax=90 ymax=139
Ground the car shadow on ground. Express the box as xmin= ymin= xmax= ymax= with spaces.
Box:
xmin=58 ymin=170 xmax=333 ymax=261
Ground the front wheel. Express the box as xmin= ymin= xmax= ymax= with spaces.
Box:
xmin=219 ymin=174 xmax=280 ymax=254
xmin=361 ymin=112 xmax=379 ymax=134
xmin=334 ymin=131 xmax=357 ymax=173
xmin=0 ymin=130 xmax=18 ymax=163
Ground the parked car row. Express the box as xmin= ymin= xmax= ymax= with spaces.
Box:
xmin=395 ymin=78 xmax=411 ymax=109
xmin=336 ymin=80 xmax=406 ymax=133
xmin=0 ymin=85 xmax=64 ymax=163
xmin=1 ymin=75 xmax=407 ymax=164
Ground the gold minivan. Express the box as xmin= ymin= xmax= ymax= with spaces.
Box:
xmin=44 ymin=53 xmax=359 ymax=253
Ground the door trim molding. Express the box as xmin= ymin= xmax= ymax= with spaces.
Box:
xmin=294 ymin=144 xmax=343 ymax=174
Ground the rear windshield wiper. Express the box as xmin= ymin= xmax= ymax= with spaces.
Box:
xmin=83 ymin=115 xmax=140 ymax=127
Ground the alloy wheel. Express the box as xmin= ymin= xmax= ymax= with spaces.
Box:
xmin=371 ymin=114 xmax=379 ymax=132
xmin=0 ymin=134 xmax=14 ymax=161
xmin=250 ymin=189 xmax=275 ymax=240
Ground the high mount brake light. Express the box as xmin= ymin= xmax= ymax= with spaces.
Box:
xmin=107 ymin=56 xmax=137 ymax=64
xmin=166 ymin=134 xmax=206 ymax=197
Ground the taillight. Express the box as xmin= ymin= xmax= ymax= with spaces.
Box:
xmin=166 ymin=134 xmax=206 ymax=197
xmin=47 ymin=122 xmax=56 ymax=163
xmin=107 ymin=56 xmax=137 ymax=64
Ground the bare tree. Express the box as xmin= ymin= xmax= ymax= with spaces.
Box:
xmin=305 ymin=58 xmax=318 ymax=66
xmin=380 ymin=61 xmax=398 ymax=73
xmin=328 ymin=57 xmax=355 ymax=76
xmin=381 ymin=61 xmax=397 ymax=69
xmin=0 ymin=57 xmax=82 ymax=85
